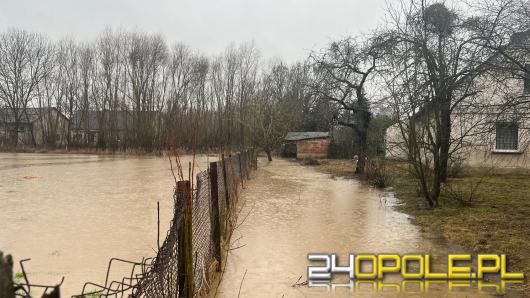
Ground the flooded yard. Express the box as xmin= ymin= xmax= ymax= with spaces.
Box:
xmin=212 ymin=159 xmax=491 ymax=297
xmin=0 ymin=154 xmax=516 ymax=297
xmin=0 ymin=152 xmax=210 ymax=296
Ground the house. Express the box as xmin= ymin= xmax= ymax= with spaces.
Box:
xmin=283 ymin=132 xmax=330 ymax=159
xmin=385 ymin=50 xmax=530 ymax=169
xmin=0 ymin=107 xmax=69 ymax=147
xmin=70 ymin=110 xmax=133 ymax=146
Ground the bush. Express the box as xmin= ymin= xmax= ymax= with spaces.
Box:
xmin=364 ymin=159 xmax=393 ymax=188
xmin=442 ymin=179 xmax=482 ymax=206
xmin=447 ymin=156 xmax=465 ymax=178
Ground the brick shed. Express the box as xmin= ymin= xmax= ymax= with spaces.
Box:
xmin=283 ymin=132 xmax=330 ymax=159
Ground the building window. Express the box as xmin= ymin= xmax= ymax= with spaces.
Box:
xmin=495 ymin=122 xmax=518 ymax=151
xmin=524 ymin=64 xmax=530 ymax=94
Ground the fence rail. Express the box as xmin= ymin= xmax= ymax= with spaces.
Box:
xmin=74 ymin=149 xmax=258 ymax=298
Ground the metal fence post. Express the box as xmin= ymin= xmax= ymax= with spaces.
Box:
xmin=208 ymin=162 xmax=222 ymax=271
xmin=177 ymin=180 xmax=194 ymax=298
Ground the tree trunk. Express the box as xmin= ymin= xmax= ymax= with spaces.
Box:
xmin=354 ymin=110 xmax=371 ymax=175
xmin=265 ymin=150 xmax=272 ymax=162
xmin=439 ymin=97 xmax=451 ymax=182
xmin=10 ymin=120 xmax=19 ymax=147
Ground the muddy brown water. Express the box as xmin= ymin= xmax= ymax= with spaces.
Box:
xmin=0 ymin=152 xmax=211 ymax=297
xmin=211 ymin=159 xmax=513 ymax=297
xmin=0 ymin=154 xmax=521 ymax=297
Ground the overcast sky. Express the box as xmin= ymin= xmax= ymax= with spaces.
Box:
xmin=0 ymin=0 xmax=387 ymax=62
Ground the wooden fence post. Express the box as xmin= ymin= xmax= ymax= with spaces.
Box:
xmin=209 ymin=162 xmax=222 ymax=271
xmin=228 ymin=154 xmax=238 ymax=200
xmin=244 ymin=151 xmax=250 ymax=179
xmin=0 ymin=251 xmax=14 ymax=298
xmin=238 ymin=154 xmax=244 ymax=188
xmin=221 ymin=153 xmax=231 ymax=238
xmin=176 ymin=181 xmax=194 ymax=298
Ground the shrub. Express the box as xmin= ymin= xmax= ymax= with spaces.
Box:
xmin=442 ymin=179 xmax=482 ymax=206
xmin=447 ymin=156 xmax=465 ymax=178
xmin=364 ymin=159 xmax=393 ymax=188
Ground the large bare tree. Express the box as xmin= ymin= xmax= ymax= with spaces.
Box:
xmin=0 ymin=29 xmax=53 ymax=146
xmin=308 ymin=37 xmax=383 ymax=174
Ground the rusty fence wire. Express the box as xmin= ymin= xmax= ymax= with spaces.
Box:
xmin=74 ymin=149 xmax=257 ymax=298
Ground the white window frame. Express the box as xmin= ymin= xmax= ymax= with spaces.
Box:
xmin=493 ymin=122 xmax=520 ymax=153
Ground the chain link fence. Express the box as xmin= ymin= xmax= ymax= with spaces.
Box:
xmin=73 ymin=149 xmax=257 ymax=298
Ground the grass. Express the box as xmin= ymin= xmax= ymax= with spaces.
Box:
xmin=13 ymin=271 xmax=24 ymax=283
xmin=312 ymin=159 xmax=357 ymax=178
xmin=310 ymin=159 xmax=530 ymax=290
xmin=390 ymin=162 xmax=530 ymax=290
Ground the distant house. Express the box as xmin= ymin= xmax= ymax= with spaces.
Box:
xmin=0 ymin=107 xmax=69 ymax=147
xmin=283 ymin=132 xmax=330 ymax=159
xmin=71 ymin=110 xmax=133 ymax=146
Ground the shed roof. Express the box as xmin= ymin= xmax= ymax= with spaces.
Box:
xmin=285 ymin=131 xmax=329 ymax=141
xmin=0 ymin=107 xmax=67 ymax=123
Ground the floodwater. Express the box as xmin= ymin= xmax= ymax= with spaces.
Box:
xmin=211 ymin=159 xmax=511 ymax=297
xmin=0 ymin=152 xmax=211 ymax=297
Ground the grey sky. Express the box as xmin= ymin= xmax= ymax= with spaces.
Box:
xmin=0 ymin=0 xmax=387 ymax=62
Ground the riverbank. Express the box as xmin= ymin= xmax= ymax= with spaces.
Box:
xmin=309 ymin=159 xmax=530 ymax=291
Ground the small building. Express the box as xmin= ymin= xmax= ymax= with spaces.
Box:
xmin=283 ymin=132 xmax=330 ymax=159
xmin=0 ymin=107 xmax=69 ymax=147
xmin=71 ymin=110 xmax=133 ymax=147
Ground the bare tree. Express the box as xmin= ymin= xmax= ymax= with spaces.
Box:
xmin=381 ymin=0 xmax=528 ymax=206
xmin=308 ymin=37 xmax=382 ymax=174
xmin=0 ymin=29 xmax=53 ymax=146
xmin=122 ymin=32 xmax=168 ymax=150
xmin=381 ymin=0 xmax=527 ymax=182
xmin=57 ymin=38 xmax=81 ymax=147
xmin=0 ymin=28 xmax=329 ymax=153
xmin=247 ymin=61 xmax=304 ymax=160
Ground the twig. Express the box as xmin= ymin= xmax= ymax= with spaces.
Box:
xmin=157 ymin=201 xmax=160 ymax=251
xmin=168 ymin=155 xmax=178 ymax=186
xmin=291 ymin=275 xmax=302 ymax=286
xmin=234 ymin=206 xmax=254 ymax=231
xmin=228 ymin=244 xmax=247 ymax=251
xmin=237 ymin=269 xmax=248 ymax=298
xmin=292 ymin=275 xmax=308 ymax=287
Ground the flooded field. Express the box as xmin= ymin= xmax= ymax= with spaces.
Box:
xmin=0 ymin=152 xmax=211 ymax=296
xmin=211 ymin=159 xmax=505 ymax=297
xmin=1 ymin=154 xmax=521 ymax=297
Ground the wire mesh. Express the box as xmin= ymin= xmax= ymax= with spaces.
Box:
xmin=192 ymin=170 xmax=212 ymax=293
xmin=74 ymin=149 xmax=258 ymax=298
